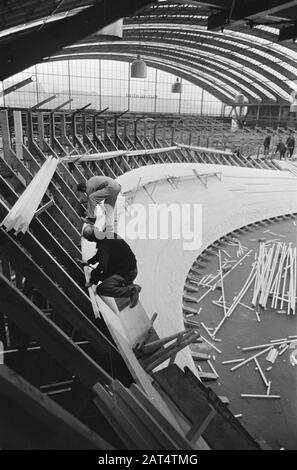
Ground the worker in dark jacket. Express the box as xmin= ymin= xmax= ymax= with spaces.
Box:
xmin=80 ymin=225 xmax=141 ymax=308
xmin=275 ymin=138 xmax=286 ymax=160
xmin=77 ymin=176 xmax=121 ymax=227
xmin=286 ymin=132 xmax=295 ymax=159
xmin=263 ymin=133 xmax=271 ymax=157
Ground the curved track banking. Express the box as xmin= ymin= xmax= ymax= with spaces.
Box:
xmin=82 ymin=162 xmax=297 ymax=372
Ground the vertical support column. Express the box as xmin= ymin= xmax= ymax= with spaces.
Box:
xmin=68 ymin=60 xmax=72 ymax=109
xmin=154 ymin=69 xmax=158 ymax=113
xmin=99 ymin=59 xmax=102 ymax=111
xmin=71 ymin=114 xmax=76 ymax=145
xmin=49 ymin=113 xmax=55 ymax=148
xmin=256 ymin=105 xmax=260 ymax=127
xmin=60 ymin=114 xmax=68 ymax=146
xmin=92 ymin=116 xmax=97 ymax=144
xmin=114 ymin=116 xmax=118 ymax=144
xmin=278 ymin=105 xmax=282 ymax=128
xmin=82 ymin=114 xmax=87 ymax=143
xmin=0 ymin=110 xmax=12 ymax=159
xmin=200 ymin=88 xmax=204 ymax=115
xmin=171 ymin=127 xmax=175 ymax=145
xmin=134 ymin=120 xmax=137 ymax=146
xmin=13 ymin=111 xmax=23 ymax=160
xmin=104 ymin=118 xmax=108 ymax=141
xmin=178 ymin=79 xmax=182 ymax=115
xmin=38 ymin=112 xmax=49 ymax=152
xmin=127 ymin=64 xmax=131 ymax=111
xmin=26 ymin=111 xmax=34 ymax=146
xmin=123 ymin=120 xmax=127 ymax=140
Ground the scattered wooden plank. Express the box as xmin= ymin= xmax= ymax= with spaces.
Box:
xmin=265 ymin=348 xmax=278 ymax=364
xmin=241 ymin=394 xmax=280 ymax=399
xmin=200 ymin=335 xmax=222 ymax=354
xmin=230 ymin=346 xmax=274 ymax=372
xmin=191 ymin=352 xmax=211 ymax=361
xmin=198 ymin=372 xmax=218 ymax=381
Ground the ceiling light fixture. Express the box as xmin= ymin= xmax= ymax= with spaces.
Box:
xmin=171 ymin=78 xmax=182 ymax=93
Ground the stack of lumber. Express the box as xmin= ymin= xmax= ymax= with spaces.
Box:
xmin=1 ymin=156 xmax=58 ymax=234
xmin=252 ymin=241 xmax=297 ymax=315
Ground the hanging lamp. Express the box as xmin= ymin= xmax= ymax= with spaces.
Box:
xmin=131 ymin=54 xmax=147 ymax=78
xmin=130 ymin=9 xmax=147 ymax=79
xmin=171 ymin=78 xmax=182 ymax=93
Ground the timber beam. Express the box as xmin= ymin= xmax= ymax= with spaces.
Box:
xmin=0 ymin=196 xmax=91 ymax=316
xmin=0 ymin=364 xmax=114 ymax=450
xmin=0 ymin=273 xmax=112 ymax=389
xmin=0 ymin=227 xmax=128 ymax=372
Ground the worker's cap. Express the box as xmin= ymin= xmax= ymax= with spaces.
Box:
xmin=82 ymin=224 xmax=94 ymax=238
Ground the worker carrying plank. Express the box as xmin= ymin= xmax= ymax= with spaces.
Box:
xmin=80 ymin=225 xmax=141 ymax=308
xmin=77 ymin=176 xmax=121 ymax=229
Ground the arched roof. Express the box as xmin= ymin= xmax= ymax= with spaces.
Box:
xmin=1 ymin=1 xmax=297 ymax=104
xmin=47 ymin=1 xmax=297 ymax=104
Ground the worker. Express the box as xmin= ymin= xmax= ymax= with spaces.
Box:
xmin=286 ymin=132 xmax=295 ymax=159
xmin=79 ymin=225 xmax=141 ymax=308
xmin=275 ymin=138 xmax=287 ymax=160
xmin=77 ymin=176 xmax=121 ymax=228
xmin=263 ymin=132 xmax=271 ymax=157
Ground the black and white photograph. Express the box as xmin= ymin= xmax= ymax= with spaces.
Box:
xmin=0 ymin=0 xmax=296 ymax=457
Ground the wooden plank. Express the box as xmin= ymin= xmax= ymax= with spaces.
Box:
xmin=0 ymin=364 xmax=113 ymax=450
xmin=186 ymin=407 xmax=216 ymax=443
xmin=130 ymin=383 xmax=193 ymax=450
xmin=95 ymin=297 xmax=184 ymax=432
xmin=191 ymin=351 xmax=211 ymax=361
xmin=0 ymin=198 xmax=91 ymax=316
xmin=112 ymin=380 xmax=182 ymax=450
xmin=0 ymin=145 xmax=82 ymax=249
xmin=0 ymin=273 xmax=112 ymax=388
xmin=0 ymin=180 xmax=83 ymax=285
xmin=145 ymin=330 xmax=200 ymax=372
xmin=153 ymin=365 xmax=260 ymax=450
xmin=198 ymin=372 xmax=218 ymax=381
xmin=93 ymin=382 xmax=151 ymax=450
xmin=23 ymin=143 xmax=82 ymax=219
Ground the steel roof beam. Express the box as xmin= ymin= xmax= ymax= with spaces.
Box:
xmin=96 ymin=44 xmax=266 ymax=101
xmin=124 ymin=13 xmax=297 ymax=57
xmin=207 ymin=0 xmax=297 ymax=30
xmin=119 ymin=35 xmax=286 ymax=95
xmin=123 ymin=28 xmax=297 ymax=82
xmin=124 ymin=34 xmax=295 ymax=88
xmin=0 ymin=0 xmax=156 ymax=81
xmin=61 ymin=39 xmax=292 ymax=98
xmin=49 ymin=53 xmax=238 ymax=104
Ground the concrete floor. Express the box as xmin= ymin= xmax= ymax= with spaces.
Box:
xmin=189 ymin=218 xmax=297 ymax=449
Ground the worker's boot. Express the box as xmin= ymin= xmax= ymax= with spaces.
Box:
xmin=129 ymin=285 xmax=142 ymax=308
